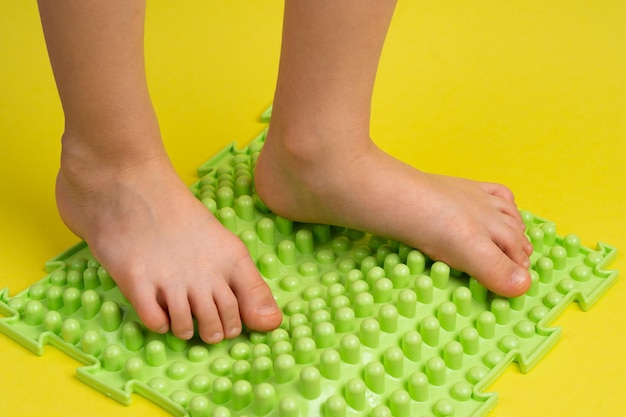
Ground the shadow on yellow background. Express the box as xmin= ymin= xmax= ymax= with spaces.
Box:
xmin=1 ymin=1 xmax=624 ymax=416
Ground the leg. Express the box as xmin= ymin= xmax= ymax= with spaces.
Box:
xmin=255 ymin=0 xmax=533 ymax=296
xmin=38 ymin=0 xmax=281 ymax=343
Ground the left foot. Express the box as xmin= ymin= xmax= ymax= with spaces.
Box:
xmin=255 ymin=130 xmax=533 ymax=297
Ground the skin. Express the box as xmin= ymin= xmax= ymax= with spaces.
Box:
xmin=39 ymin=0 xmax=282 ymax=344
xmin=256 ymin=0 xmax=533 ymax=297
xmin=38 ymin=0 xmax=531 ymax=343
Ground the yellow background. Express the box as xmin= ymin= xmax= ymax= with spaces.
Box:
xmin=1 ymin=1 xmax=624 ymax=416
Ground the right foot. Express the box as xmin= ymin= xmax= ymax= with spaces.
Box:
xmin=56 ymin=137 xmax=282 ymax=343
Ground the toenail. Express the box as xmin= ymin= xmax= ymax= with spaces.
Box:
xmin=227 ymin=327 xmax=241 ymax=338
xmin=511 ymin=269 xmax=528 ymax=287
xmin=157 ymin=324 xmax=169 ymax=334
xmin=208 ymin=332 xmax=223 ymax=343
xmin=180 ymin=330 xmax=194 ymax=340
xmin=256 ymin=303 xmax=279 ymax=315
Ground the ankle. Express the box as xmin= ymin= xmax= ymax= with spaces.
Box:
xmin=266 ymin=102 xmax=372 ymax=161
xmin=265 ymin=123 xmax=374 ymax=176
xmin=255 ymin=129 xmax=380 ymax=224
xmin=59 ymin=130 xmax=168 ymax=183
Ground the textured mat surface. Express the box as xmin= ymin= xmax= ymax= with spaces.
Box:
xmin=0 ymin=127 xmax=618 ymax=417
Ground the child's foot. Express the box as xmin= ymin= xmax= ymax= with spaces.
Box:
xmin=255 ymin=132 xmax=533 ymax=297
xmin=56 ymin=139 xmax=282 ymax=343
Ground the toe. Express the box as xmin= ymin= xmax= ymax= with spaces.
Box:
xmin=190 ymin=293 xmax=225 ymax=344
xmin=231 ymin=261 xmax=282 ymax=332
xmin=469 ymin=239 xmax=531 ymax=297
xmin=482 ymin=183 xmax=525 ymax=228
xmin=492 ymin=222 xmax=531 ymax=269
xmin=216 ymin=297 xmax=242 ymax=339
xmin=161 ymin=290 xmax=195 ymax=340
xmin=192 ymin=280 xmax=241 ymax=343
xmin=493 ymin=196 xmax=525 ymax=229
xmin=506 ymin=206 xmax=526 ymax=231
xmin=129 ymin=286 xmax=171 ymax=334
xmin=523 ymin=237 xmax=534 ymax=256
xmin=480 ymin=182 xmax=515 ymax=202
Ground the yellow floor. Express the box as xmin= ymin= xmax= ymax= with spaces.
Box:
xmin=1 ymin=1 xmax=624 ymax=416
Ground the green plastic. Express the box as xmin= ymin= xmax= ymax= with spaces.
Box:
xmin=0 ymin=113 xmax=619 ymax=417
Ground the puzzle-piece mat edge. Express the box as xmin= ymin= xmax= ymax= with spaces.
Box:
xmin=0 ymin=130 xmax=619 ymax=417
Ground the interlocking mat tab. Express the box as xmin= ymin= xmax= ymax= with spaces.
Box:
xmin=0 ymin=123 xmax=618 ymax=417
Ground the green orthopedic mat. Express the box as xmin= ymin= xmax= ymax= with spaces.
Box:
xmin=0 ymin=117 xmax=619 ymax=417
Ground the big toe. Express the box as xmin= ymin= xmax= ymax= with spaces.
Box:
xmin=232 ymin=264 xmax=282 ymax=332
xmin=469 ymin=240 xmax=531 ymax=297
xmin=130 ymin=288 xmax=171 ymax=334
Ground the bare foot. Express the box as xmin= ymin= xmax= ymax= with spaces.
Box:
xmin=255 ymin=133 xmax=533 ymax=297
xmin=56 ymin=137 xmax=282 ymax=343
